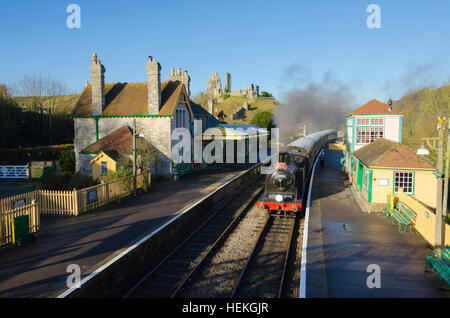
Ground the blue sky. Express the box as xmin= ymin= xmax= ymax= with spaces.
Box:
xmin=0 ymin=0 xmax=448 ymax=106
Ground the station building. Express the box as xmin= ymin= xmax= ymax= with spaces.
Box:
xmin=350 ymin=138 xmax=437 ymax=212
xmin=72 ymin=54 xmax=267 ymax=179
xmin=342 ymin=99 xmax=440 ymax=212
xmin=343 ymin=99 xmax=404 ymax=175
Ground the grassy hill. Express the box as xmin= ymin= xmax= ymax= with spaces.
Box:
xmin=193 ymin=93 xmax=279 ymax=125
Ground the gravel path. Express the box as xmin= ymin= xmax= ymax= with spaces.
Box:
xmin=179 ymin=203 xmax=268 ymax=298
xmin=233 ymin=216 xmax=295 ymax=298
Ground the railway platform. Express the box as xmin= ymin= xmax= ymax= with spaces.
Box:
xmin=0 ymin=169 xmax=246 ymax=298
xmin=306 ymin=149 xmax=449 ymax=298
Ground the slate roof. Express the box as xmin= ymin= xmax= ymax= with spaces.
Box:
xmin=347 ymin=99 xmax=403 ymax=117
xmin=190 ymin=101 xmax=221 ymax=127
xmin=72 ymin=80 xmax=192 ymax=117
xmin=353 ymin=138 xmax=435 ymax=170
xmin=81 ymin=126 xmax=133 ymax=154
xmin=89 ymin=150 xmax=122 ymax=163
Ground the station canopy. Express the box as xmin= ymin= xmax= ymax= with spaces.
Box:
xmin=201 ymin=124 xmax=269 ymax=141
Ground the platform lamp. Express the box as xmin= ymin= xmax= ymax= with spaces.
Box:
xmin=133 ymin=119 xmax=145 ymax=197
xmin=416 ymin=117 xmax=447 ymax=250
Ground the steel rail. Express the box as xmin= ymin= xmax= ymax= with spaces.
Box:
xmin=230 ymin=215 xmax=271 ymax=298
xmin=231 ymin=215 xmax=296 ymax=298
xmin=170 ymin=186 xmax=264 ymax=297
xmin=124 ymin=176 xmax=263 ymax=298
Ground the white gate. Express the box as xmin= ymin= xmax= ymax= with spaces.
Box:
xmin=0 ymin=166 xmax=29 ymax=178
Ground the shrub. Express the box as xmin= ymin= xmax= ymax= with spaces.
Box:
xmin=251 ymin=111 xmax=275 ymax=130
xmin=42 ymin=173 xmax=63 ymax=190
xmin=58 ymin=148 xmax=75 ymax=175
xmin=260 ymin=91 xmax=273 ymax=98
xmin=102 ymin=168 xmax=132 ymax=182
xmin=68 ymin=173 xmax=98 ymax=190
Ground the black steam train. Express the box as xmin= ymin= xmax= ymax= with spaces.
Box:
xmin=257 ymin=129 xmax=337 ymax=215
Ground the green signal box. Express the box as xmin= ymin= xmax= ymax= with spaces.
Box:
xmin=11 ymin=215 xmax=33 ymax=245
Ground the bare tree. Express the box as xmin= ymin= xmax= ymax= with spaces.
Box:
xmin=12 ymin=75 xmax=70 ymax=144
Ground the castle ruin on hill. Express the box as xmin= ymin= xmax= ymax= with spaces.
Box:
xmin=206 ymin=72 xmax=259 ymax=99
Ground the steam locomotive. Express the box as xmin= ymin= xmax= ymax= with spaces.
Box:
xmin=257 ymin=129 xmax=337 ymax=215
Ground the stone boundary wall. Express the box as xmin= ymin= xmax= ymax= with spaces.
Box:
xmin=58 ymin=164 xmax=261 ymax=298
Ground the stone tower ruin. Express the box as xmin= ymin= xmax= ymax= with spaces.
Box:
xmin=225 ymin=73 xmax=231 ymax=92
xmin=206 ymin=73 xmax=222 ymax=97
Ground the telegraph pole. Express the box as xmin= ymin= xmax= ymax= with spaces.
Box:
xmin=443 ymin=128 xmax=450 ymax=218
xmin=422 ymin=117 xmax=446 ymax=250
xmin=133 ymin=119 xmax=137 ymax=197
xmin=436 ymin=119 xmax=444 ymax=250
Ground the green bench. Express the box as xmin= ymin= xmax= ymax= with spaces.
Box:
xmin=426 ymin=246 xmax=450 ymax=289
xmin=175 ymin=163 xmax=192 ymax=175
xmin=383 ymin=200 xmax=392 ymax=216
xmin=390 ymin=201 xmax=416 ymax=233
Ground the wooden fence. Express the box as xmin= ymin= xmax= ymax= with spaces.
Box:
xmin=39 ymin=190 xmax=76 ymax=216
xmin=0 ymin=173 xmax=150 ymax=244
xmin=0 ymin=200 xmax=39 ymax=245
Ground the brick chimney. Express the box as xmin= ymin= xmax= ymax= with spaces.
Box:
xmin=146 ymin=56 xmax=161 ymax=115
xmin=90 ymin=53 xmax=106 ymax=115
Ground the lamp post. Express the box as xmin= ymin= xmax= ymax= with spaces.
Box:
xmin=133 ymin=119 xmax=144 ymax=197
xmin=417 ymin=117 xmax=447 ymax=250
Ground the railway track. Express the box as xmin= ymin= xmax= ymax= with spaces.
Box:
xmin=124 ymin=176 xmax=264 ymax=298
xmin=231 ymin=215 xmax=297 ymax=298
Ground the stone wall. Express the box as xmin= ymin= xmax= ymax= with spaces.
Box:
xmin=74 ymin=116 xmax=173 ymax=177
xmin=74 ymin=118 xmax=97 ymax=174
xmin=229 ymin=83 xmax=259 ymax=98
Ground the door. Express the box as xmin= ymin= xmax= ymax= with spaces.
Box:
xmin=357 ymin=161 xmax=364 ymax=192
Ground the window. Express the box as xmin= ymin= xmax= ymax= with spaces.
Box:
xmin=363 ymin=170 xmax=368 ymax=189
xmin=176 ymin=109 xmax=188 ymax=128
xmin=357 ymin=118 xmax=370 ymax=125
xmin=394 ymin=171 xmax=414 ymax=194
xmin=100 ymin=162 xmax=108 ymax=176
xmin=356 ymin=117 xmax=384 ymax=144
